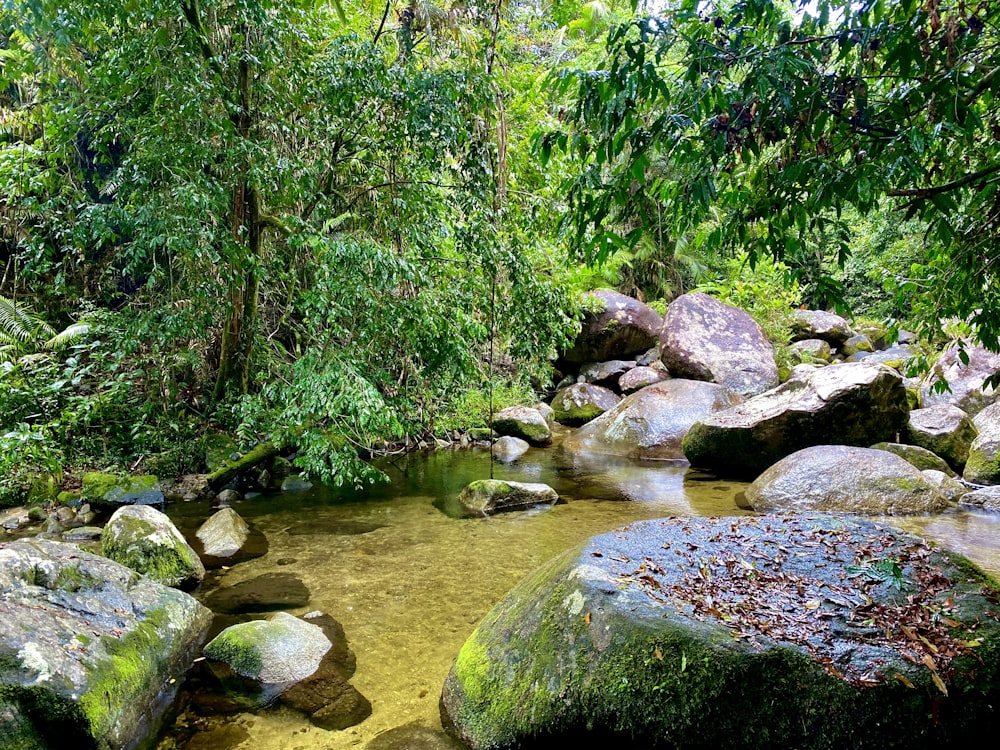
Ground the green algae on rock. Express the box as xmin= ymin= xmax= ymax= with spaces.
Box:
xmin=102 ymin=504 xmax=205 ymax=589
xmin=440 ymin=515 xmax=1000 ymax=750
xmin=0 ymin=538 xmax=211 ymax=750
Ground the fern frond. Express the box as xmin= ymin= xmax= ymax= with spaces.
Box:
xmin=0 ymin=295 xmax=39 ymax=343
xmin=44 ymin=322 xmax=91 ymax=351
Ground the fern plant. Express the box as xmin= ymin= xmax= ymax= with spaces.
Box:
xmin=0 ymin=295 xmax=90 ymax=362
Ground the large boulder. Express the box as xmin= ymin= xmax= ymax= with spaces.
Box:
xmin=920 ymin=341 xmax=1000 ymax=416
xmin=745 ymin=445 xmax=949 ymax=514
xmin=102 ymin=504 xmax=205 ymax=589
xmin=562 ymin=379 xmax=741 ymax=461
xmin=963 ymin=419 xmax=1000 ymax=485
xmin=659 ymin=291 xmax=779 ymax=398
xmin=203 ymin=611 xmax=331 ymax=684
xmin=457 ymin=480 xmax=558 ymax=517
xmin=790 ymin=309 xmax=855 ymax=346
xmin=441 ymin=515 xmax=1000 ymax=750
xmin=0 ymin=538 xmax=211 ymax=750
xmin=550 ymin=383 xmax=621 ymax=426
xmin=682 ymin=362 xmax=909 ymax=478
xmin=81 ymin=472 xmax=163 ymax=508
xmin=905 ymin=404 xmax=977 ymax=472
xmin=493 ymin=406 xmax=551 ymax=446
xmin=563 ymin=290 xmax=663 ymax=364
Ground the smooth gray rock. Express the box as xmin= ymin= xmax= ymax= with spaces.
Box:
xmin=196 ymin=507 xmax=250 ymax=559
xmin=564 ymin=290 xmax=662 ymax=364
xmin=0 ymin=538 xmax=211 ymax=750
xmin=745 ymin=445 xmax=948 ymax=514
xmin=906 ymin=404 xmax=977 ymax=471
xmin=281 ymin=476 xmax=314 ymax=492
xmin=920 ymin=470 xmax=969 ymax=502
xmin=550 ymin=383 xmax=621 ymax=426
xmin=920 ymin=341 xmax=1000 ymax=416
xmin=790 ymin=309 xmax=854 ymax=346
xmin=491 ymin=436 xmax=530 ymax=463
xmin=578 ymin=359 xmax=636 ymax=388
xmin=959 ymin=485 xmax=1000 ymax=511
xmin=617 ymin=365 xmax=670 ymax=394
xmin=204 ymin=611 xmax=331 ymax=684
xmin=963 ymin=419 xmax=1000 ymax=484
xmin=457 ymin=480 xmax=558 ymax=516
xmin=869 ymin=442 xmax=957 ymax=477
xmin=441 ymin=515 xmax=1000 ymax=750
xmin=683 ymin=362 xmax=909 ymax=478
xmin=102 ymin=504 xmax=205 ymax=589
xmin=563 ymin=379 xmax=741 ymax=461
xmin=660 ymin=291 xmax=779 ymax=398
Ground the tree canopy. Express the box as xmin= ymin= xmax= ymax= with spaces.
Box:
xmin=548 ymin=0 xmax=1000 ymax=344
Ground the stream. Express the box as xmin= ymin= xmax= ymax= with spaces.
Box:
xmin=157 ymin=443 xmax=1000 ymax=750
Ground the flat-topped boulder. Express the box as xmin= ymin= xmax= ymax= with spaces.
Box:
xmin=745 ymin=445 xmax=949 ymax=514
xmin=81 ymin=472 xmax=163 ymax=508
xmin=790 ymin=309 xmax=855 ymax=346
xmin=906 ymin=404 xmax=977 ymax=472
xmin=457 ymin=480 xmax=558 ymax=517
xmin=682 ymin=362 xmax=909 ymax=478
xmin=0 ymin=538 xmax=211 ymax=750
xmin=441 ymin=515 xmax=1000 ymax=750
xmin=563 ymin=290 xmax=663 ymax=364
xmin=562 ymin=379 xmax=740 ymax=461
xmin=659 ymin=291 xmax=778 ymax=398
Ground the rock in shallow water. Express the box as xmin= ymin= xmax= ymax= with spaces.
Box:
xmin=441 ymin=515 xmax=1000 ymax=750
xmin=457 ymin=480 xmax=558 ymax=517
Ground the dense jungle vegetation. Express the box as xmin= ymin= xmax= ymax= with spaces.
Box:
xmin=2 ymin=0 xmax=999 ymax=505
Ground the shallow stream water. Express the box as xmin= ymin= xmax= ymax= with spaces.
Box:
xmin=157 ymin=444 xmax=1000 ymax=750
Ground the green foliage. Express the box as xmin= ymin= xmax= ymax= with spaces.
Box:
xmin=434 ymin=379 xmax=539 ymax=433
xmin=551 ymin=0 xmax=1000 ymax=351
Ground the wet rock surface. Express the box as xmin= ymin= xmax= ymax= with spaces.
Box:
xmin=204 ymin=572 xmax=311 ymax=614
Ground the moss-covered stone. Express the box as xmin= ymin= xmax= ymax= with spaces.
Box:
xmin=81 ymin=473 xmax=162 ymax=507
xmin=102 ymin=505 xmax=204 ymax=588
xmin=870 ymin=442 xmax=957 ymax=476
xmin=457 ymin=480 xmax=558 ymax=517
xmin=442 ymin=515 xmax=1000 ymax=750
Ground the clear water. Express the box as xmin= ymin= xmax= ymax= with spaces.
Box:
xmin=159 ymin=445 xmax=1000 ymax=750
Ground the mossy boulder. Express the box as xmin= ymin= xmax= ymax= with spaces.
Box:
xmin=441 ymin=515 xmax=1000 ymax=750
xmin=563 ymin=290 xmax=663 ymax=364
xmin=81 ymin=473 xmax=163 ymax=508
xmin=551 ymin=383 xmax=621 ymax=426
xmin=562 ymin=379 xmax=740 ymax=461
xmin=963 ymin=419 xmax=1000 ymax=484
xmin=790 ymin=309 xmax=855 ymax=346
xmin=683 ymin=362 xmax=909 ymax=479
xmin=204 ymin=611 xmax=331 ymax=684
xmin=870 ymin=442 xmax=957 ymax=476
xmin=102 ymin=505 xmax=205 ymax=589
xmin=457 ymin=480 xmax=558 ymax=517
xmin=0 ymin=538 xmax=211 ymax=750
xmin=745 ymin=445 xmax=949 ymax=515
xmin=788 ymin=338 xmax=833 ymax=364
xmin=493 ymin=406 xmax=551 ymax=446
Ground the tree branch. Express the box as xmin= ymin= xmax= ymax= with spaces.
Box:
xmin=179 ymin=0 xmax=225 ymax=82
xmin=889 ymin=163 xmax=1000 ymax=198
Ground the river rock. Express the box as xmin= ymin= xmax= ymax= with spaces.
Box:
xmin=441 ymin=515 xmax=1000 ymax=750
xmin=682 ymin=362 xmax=909 ymax=478
xmin=0 ymin=538 xmax=211 ymax=750
xmin=920 ymin=341 xmax=1000 ymax=415
xmin=563 ymin=290 xmax=663 ymax=364
xmin=551 ymin=383 xmax=621 ymax=426
xmin=204 ymin=611 xmax=331 ymax=684
xmin=744 ymin=445 xmax=948 ymax=514
xmin=963 ymin=418 xmax=1000 ymax=484
xmin=848 ymin=345 xmax=915 ymax=369
xmin=790 ymin=309 xmax=855 ymax=346
xmin=491 ymin=436 xmax=529 ymax=463
xmin=562 ymin=379 xmax=741 ymax=461
xmin=493 ymin=406 xmax=551 ymax=446
xmin=578 ymin=359 xmax=636 ymax=388
xmin=789 ymin=338 xmax=832 ymax=364
xmin=905 ymin=404 xmax=977 ymax=471
xmin=196 ymin=508 xmax=250 ymax=559
xmin=205 ymin=572 xmax=311 ymax=614
xmin=659 ymin=291 xmax=778 ymax=398
xmin=281 ymin=475 xmax=314 ymax=492
xmin=457 ymin=480 xmax=558 ymax=517
xmin=160 ymin=474 xmax=211 ymax=503
xmin=103 ymin=504 xmax=205 ymax=589
xmin=959 ymin=485 xmax=1000 ymax=511
xmin=81 ymin=472 xmax=163 ymax=508
xmin=920 ymin=470 xmax=970 ymax=503
xmin=869 ymin=442 xmax=957 ymax=476
xmin=617 ymin=365 xmax=669 ymax=394
xmin=841 ymin=333 xmax=874 ymax=357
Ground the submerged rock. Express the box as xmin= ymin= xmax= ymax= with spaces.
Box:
xmin=457 ymin=480 xmax=558 ymax=517
xmin=491 ymin=436 xmax=530 ymax=464
xmin=745 ymin=445 xmax=949 ymax=515
xmin=441 ymin=515 xmax=1000 ymax=750
xmin=563 ymin=290 xmax=663 ymax=364
xmin=562 ymin=379 xmax=740 ymax=461
xmin=682 ymin=362 xmax=909 ymax=478
xmin=205 ymin=573 xmax=310 ymax=615
xmin=0 ymin=538 xmax=211 ymax=750
xmin=659 ymin=291 xmax=779 ymax=398
xmin=102 ymin=504 xmax=205 ymax=589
